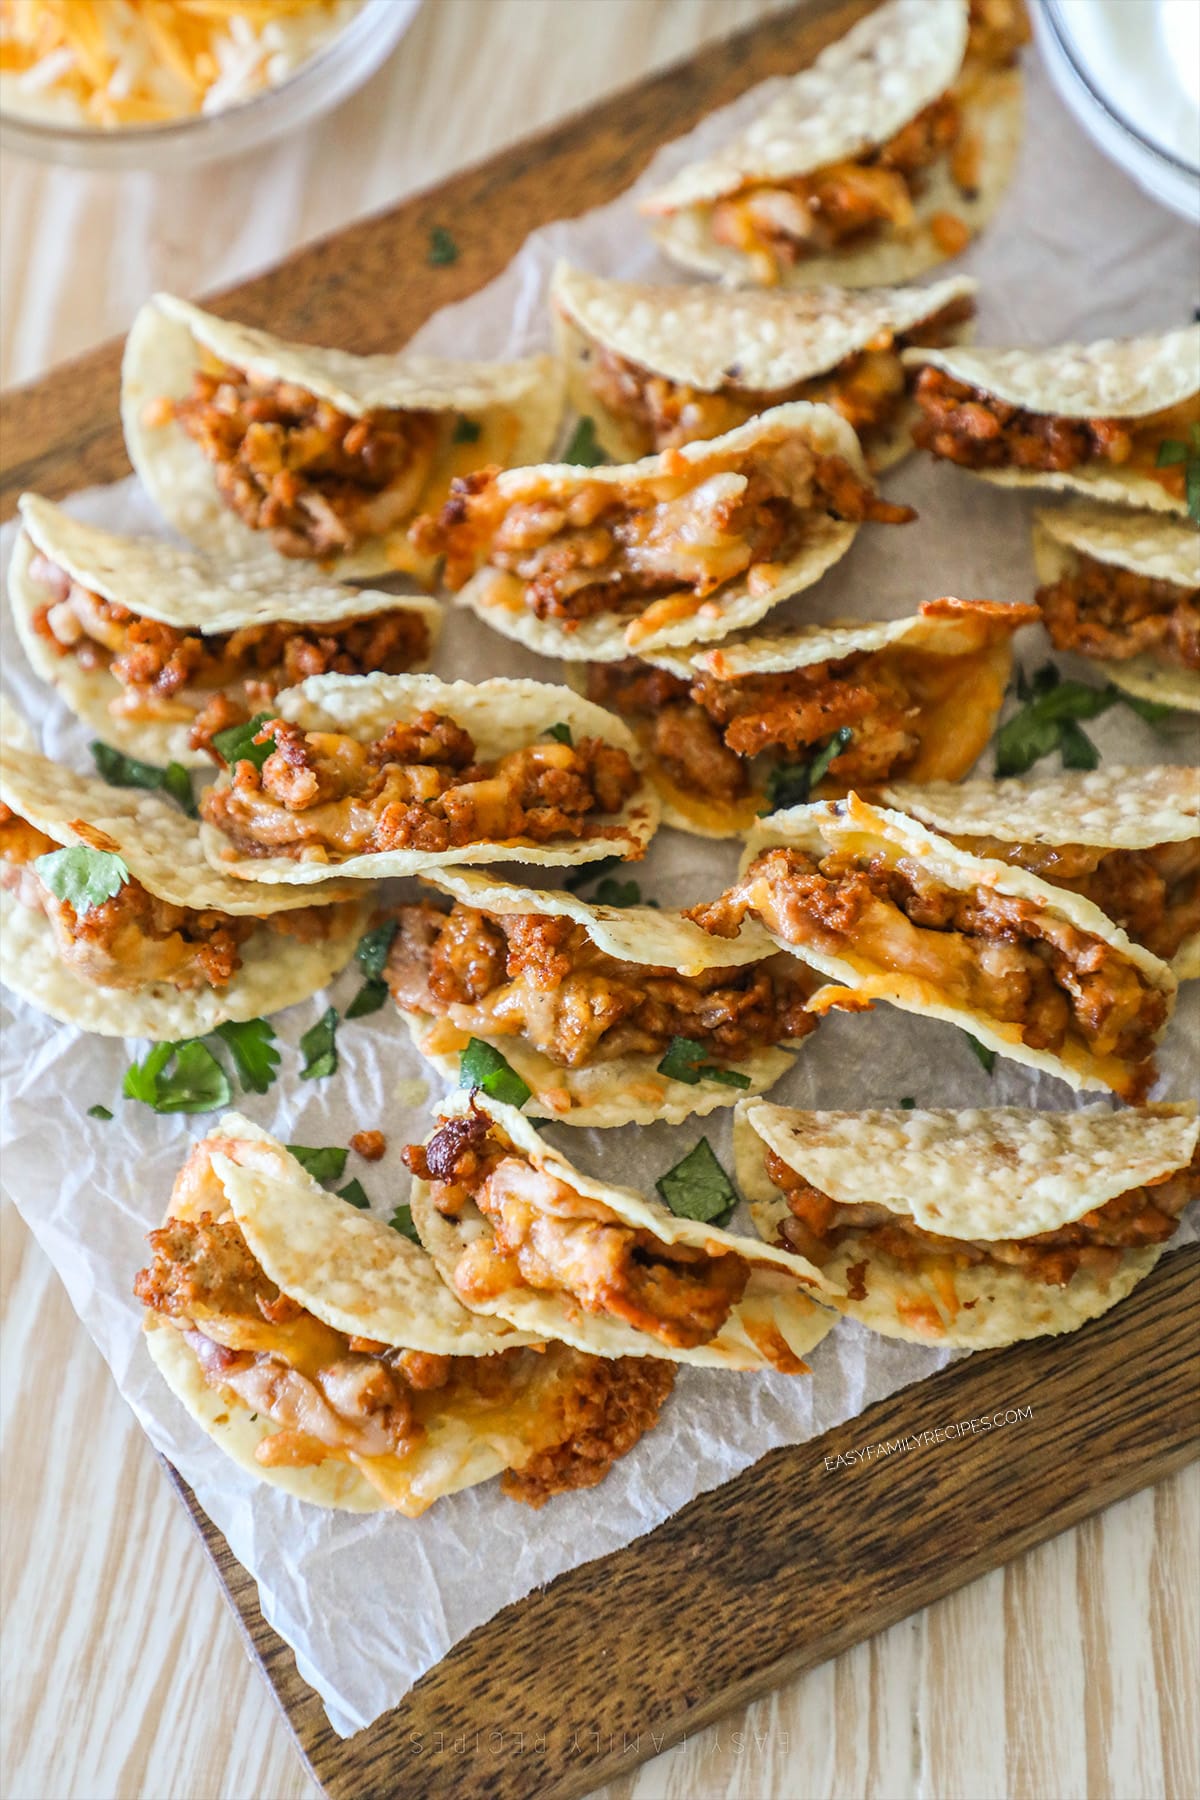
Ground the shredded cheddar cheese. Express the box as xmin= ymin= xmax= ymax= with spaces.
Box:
xmin=0 ymin=0 xmax=362 ymax=128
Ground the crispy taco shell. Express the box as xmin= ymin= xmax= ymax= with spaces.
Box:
xmin=1031 ymin=503 xmax=1200 ymax=712
xmin=735 ymin=1099 xmax=1196 ymax=1346
xmin=409 ymin=1090 xmax=837 ymax=1368
xmin=8 ymin=494 xmax=442 ymax=767
xmin=198 ymin=670 xmax=659 ymax=884
xmin=641 ymin=0 xmax=1023 ymax=287
xmin=121 ymin=293 xmax=562 ymax=579
xmin=389 ymin=867 xmax=804 ymax=1127
xmin=551 ymin=263 xmax=976 ymax=468
xmin=0 ymin=735 xmax=368 ymax=1037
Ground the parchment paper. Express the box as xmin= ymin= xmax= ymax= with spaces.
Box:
xmin=1 ymin=47 xmax=1196 ymax=1737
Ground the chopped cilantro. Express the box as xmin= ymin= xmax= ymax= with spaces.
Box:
xmin=656 ymin=1035 xmax=751 ymax=1089
xmin=214 ymin=1018 xmax=279 ymax=1095
xmin=123 ymin=1039 xmax=232 ymax=1113
xmin=590 ymin=875 xmax=645 ymax=906
xmin=389 ymin=1203 xmax=420 ymax=1241
xmin=1156 ymin=423 xmax=1200 ymax=524
xmin=287 ymin=1145 xmax=349 ymax=1183
xmin=452 ymin=415 xmax=482 ymax=444
xmin=965 ymin=1034 xmax=996 ymax=1075
xmin=545 ymin=722 xmax=573 ymax=745
xmin=338 ymin=1178 xmax=370 ymax=1210
xmin=299 ymin=1006 xmax=339 ymax=1081
xmin=35 ymin=846 xmax=130 ymax=914
xmin=760 ymin=726 xmax=853 ymax=814
xmin=994 ymin=665 xmax=1172 ymax=778
xmin=90 ymin=743 xmax=198 ymax=816
xmin=347 ymin=921 xmax=396 ymax=1015
xmin=564 ymin=855 xmax=623 ymax=893
xmin=899 ymin=1096 xmax=916 ymax=1110
xmin=563 ymin=415 xmax=608 ymax=466
xmin=211 ymin=711 xmax=275 ymax=772
xmin=346 ymin=978 xmax=389 ymax=1019
xmin=428 ymin=226 xmax=459 ymax=266
xmin=87 ymin=1104 xmax=113 ymax=1121
xmin=656 ymin=1137 xmax=738 ymax=1226
xmin=459 ymin=1037 xmax=531 ymax=1108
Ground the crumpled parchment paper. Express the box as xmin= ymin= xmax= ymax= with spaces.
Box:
xmin=1 ymin=47 xmax=1195 ymax=1737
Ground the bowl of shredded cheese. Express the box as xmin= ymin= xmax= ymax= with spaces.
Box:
xmin=0 ymin=0 xmax=421 ymax=165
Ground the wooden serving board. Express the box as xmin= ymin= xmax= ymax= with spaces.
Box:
xmin=3 ymin=3 xmax=1197 ymax=1795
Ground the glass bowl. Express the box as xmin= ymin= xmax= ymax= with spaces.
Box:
xmin=0 ymin=0 xmax=422 ymax=171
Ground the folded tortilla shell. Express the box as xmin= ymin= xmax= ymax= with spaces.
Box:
xmin=642 ymin=0 xmax=1022 ymax=287
xmin=121 ymin=293 xmax=562 ymax=579
xmin=734 ymin=1099 xmax=1194 ymax=1346
xmin=1032 ymin=503 xmax=1200 ymax=712
xmin=739 ymin=792 xmax=1176 ymax=1096
xmin=551 ymin=263 xmax=976 ymax=467
xmin=455 ymin=401 xmax=869 ymax=661
xmin=8 ymin=494 xmax=442 ymax=767
xmin=409 ymin=1089 xmax=838 ymax=1368
xmin=198 ymin=671 xmax=660 ymax=884
xmin=0 ymin=735 xmax=369 ymax=1036
xmin=906 ymin=329 xmax=1200 ymax=514
xmin=618 ymin=597 xmax=1031 ymax=837
xmin=391 ymin=867 xmax=803 ymax=1127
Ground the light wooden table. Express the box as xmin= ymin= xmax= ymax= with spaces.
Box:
xmin=1 ymin=4 xmax=1197 ymax=1797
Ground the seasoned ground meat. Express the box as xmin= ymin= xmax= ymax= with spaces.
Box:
xmin=387 ymin=898 xmax=816 ymax=1068
xmin=765 ymin=1142 xmax=1198 ymax=1290
xmin=135 ymin=1212 xmax=277 ymax=1320
xmin=412 ymin=1116 xmax=753 ymax=1349
xmin=912 ymin=368 xmax=1197 ymax=504
xmin=349 ymin=1130 xmax=387 ymax=1161
xmin=0 ymin=802 xmax=56 ymax=863
xmin=167 ymin=364 xmax=441 ymax=558
xmin=691 ymin=844 xmax=1168 ymax=1092
xmin=29 ymin=555 xmax=432 ymax=725
xmin=502 ymin=1354 xmax=676 ymax=1506
xmin=411 ymin=449 xmax=913 ymax=630
xmin=582 ymin=297 xmax=977 ymax=458
xmin=199 ymin=712 xmax=642 ymax=861
xmin=1036 ymin=551 xmax=1199 ymax=671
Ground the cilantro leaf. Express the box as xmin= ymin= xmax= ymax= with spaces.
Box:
xmin=1119 ymin=690 xmax=1174 ymax=727
xmin=590 ymin=875 xmax=644 ymax=906
xmin=90 ymin=742 xmax=198 ymax=816
xmin=760 ymin=726 xmax=853 ymax=814
xmin=564 ymin=855 xmax=623 ymax=893
xmin=452 ymin=415 xmax=481 ymax=444
xmin=656 ymin=1138 xmax=739 ymax=1226
xmin=899 ymin=1097 xmax=916 ymax=1110
xmin=389 ymin=1203 xmax=420 ymax=1241
xmin=87 ymin=1103 xmax=113 ymax=1121
xmin=428 ymin=226 xmax=459 ymax=266
xmin=339 ymin=1178 xmax=370 ymax=1210
xmin=1057 ymin=718 xmax=1100 ymax=770
xmin=346 ymin=978 xmax=389 ymax=1019
xmin=35 ymin=846 xmax=130 ymax=914
xmin=211 ymin=711 xmax=275 ymax=772
xmin=459 ymin=1037 xmax=531 ymax=1108
xmin=299 ymin=1006 xmax=339 ymax=1081
xmin=287 ymin=1145 xmax=349 ymax=1183
xmin=995 ymin=664 xmax=1181 ymax=777
xmin=965 ymin=1034 xmax=996 ymax=1075
xmin=1154 ymin=428 xmax=1200 ymax=522
xmin=656 ymin=1035 xmax=751 ymax=1089
xmin=354 ymin=920 xmax=398 ymax=980
xmin=123 ymin=1039 xmax=232 ymax=1113
xmin=545 ymin=722 xmax=573 ymax=745
xmin=214 ymin=1018 xmax=279 ymax=1094
xmin=563 ymin=416 xmax=608 ymax=466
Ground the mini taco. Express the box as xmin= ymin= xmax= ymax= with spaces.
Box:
xmin=410 ymin=402 xmax=913 ymax=662
xmin=640 ymin=0 xmax=1027 ymax=287
xmin=1031 ymin=503 xmax=1200 ymax=711
xmin=197 ymin=671 xmax=659 ymax=883
xmin=585 ymin=596 xmax=1037 ymax=836
xmin=121 ymin=293 xmax=562 ymax=579
xmin=906 ymin=326 xmax=1200 ymax=515
xmin=0 ymin=732 xmax=368 ymax=1038
xmin=405 ymin=1091 xmax=837 ymax=1368
xmin=385 ymin=866 xmax=820 ymax=1127
xmin=882 ymin=766 xmax=1200 ymax=980
xmin=551 ymin=262 xmax=977 ymax=466
xmin=735 ymin=1099 xmax=1197 ymax=1347
xmin=8 ymin=494 xmax=442 ymax=769
xmin=138 ymin=1117 xmax=675 ymax=1515
xmin=689 ymin=793 xmax=1176 ymax=1100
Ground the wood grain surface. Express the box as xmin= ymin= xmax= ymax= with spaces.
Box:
xmin=2 ymin=5 xmax=1198 ymax=1799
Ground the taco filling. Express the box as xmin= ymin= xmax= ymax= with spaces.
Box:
xmin=1035 ymin=548 xmax=1199 ymax=672
xmin=27 ymin=552 xmax=433 ymax=732
xmin=693 ymin=845 xmax=1169 ymax=1096
xmin=760 ymin=1140 xmax=1198 ymax=1294
xmin=136 ymin=1170 xmax=674 ymax=1509
xmin=0 ymin=802 xmax=347 ymax=991
xmin=581 ymin=294 xmax=977 ymax=458
xmin=387 ymin=898 xmax=817 ymax=1069
xmin=912 ymin=372 xmax=1199 ymax=506
xmin=154 ymin=364 xmax=442 ymax=559
xmin=411 ymin=442 xmax=912 ymax=641
xmin=405 ymin=1109 xmax=756 ymax=1349
xmin=702 ymin=1 xmax=1029 ymax=285
xmin=199 ymin=714 xmax=642 ymax=862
